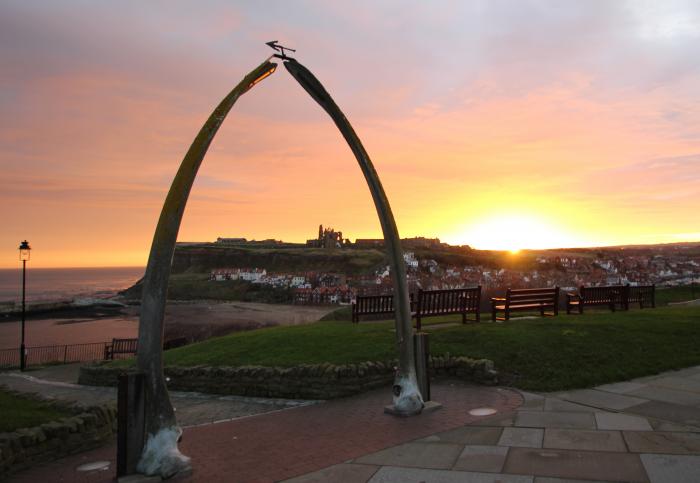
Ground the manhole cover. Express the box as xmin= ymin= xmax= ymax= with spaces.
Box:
xmin=76 ymin=461 xmax=111 ymax=472
xmin=469 ymin=407 xmax=497 ymax=416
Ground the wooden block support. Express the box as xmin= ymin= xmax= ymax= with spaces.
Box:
xmin=117 ymin=372 xmax=145 ymax=477
xmin=414 ymin=333 xmax=430 ymax=402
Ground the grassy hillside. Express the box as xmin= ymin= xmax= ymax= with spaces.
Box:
xmin=121 ymin=273 xmax=292 ymax=302
xmin=171 ymin=246 xmax=388 ymax=275
xmin=142 ymin=304 xmax=700 ymax=392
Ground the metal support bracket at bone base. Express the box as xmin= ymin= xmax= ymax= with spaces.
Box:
xmin=284 ymin=59 xmax=425 ymax=415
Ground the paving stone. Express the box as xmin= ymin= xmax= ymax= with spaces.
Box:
xmin=544 ymin=399 xmax=595 ymax=413
xmin=649 ymin=376 xmax=700 ymax=394
xmin=660 ymin=366 xmax=700 ymax=378
xmin=355 ymin=441 xmax=463 ymax=469
xmin=624 ymin=431 xmax=700 ymax=454
xmin=520 ymin=391 xmax=546 ymax=410
xmin=595 ymin=381 xmax=648 ymax=394
xmin=535 ymin=478 xmax=616 ymax=483
xmin=627 ymin=386 xmax=700 ymax=406
xmin=503 ymin=447 xmax=648 ymax=482
xmin=515 ymin=411 xmax=596 ymax=430
xmin=641 ymin=453 xmax=700 ymax=483
xmin=452 ymin=445 xmax=509 ymax=472
xmin=421 ymin=426 xmax=502 ymax=445
xmin=283 ymin=463 xmax=379 ymax=483
xmin=557 ymin=389 xmax=648 ymax=411
xmin=369 ymin=466 xmax=533 ymax=483
xmin=473 ymin=414 xmax=515 ymax=427
xmin=543 ymin=429 xmax=626 ymax=452
xmin=647 ymin=417 xmax=700 ymax=433
xmin=627 ymin=400 xmax=700 ymax=427
xmin=499 ymin=427 xmax=544 ymax=448
xmin=595 ymin=412 xmax=653 ymax=431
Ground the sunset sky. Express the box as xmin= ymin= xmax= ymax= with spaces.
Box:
xmin=1 ymin=1 xmax=699 ymax=268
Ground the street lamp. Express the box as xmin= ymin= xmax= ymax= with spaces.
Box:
xmin=19 ymin=240 xmax=30 ymax=371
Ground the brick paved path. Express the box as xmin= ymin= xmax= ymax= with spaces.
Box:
xmin=8 ymin=381 xmax=522 ymax=483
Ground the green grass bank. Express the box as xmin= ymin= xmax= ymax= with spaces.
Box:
xmin=0 ymin=390 xmax=73 ymax=433
xmin=134 ymin=303 xmax=700 ymax=392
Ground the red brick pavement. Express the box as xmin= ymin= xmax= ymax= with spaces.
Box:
xmin=9 ymin=381 xmax=522 ymax=483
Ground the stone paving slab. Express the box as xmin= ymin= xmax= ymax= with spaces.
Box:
xmin=556 ymin=389 xmax=648 ymax=411
xmin=503 ymin=447 xmax=649 ymax=482
xmin=499 ymin=427 xmax=544 ymax=448
xmin=595 ymin=381 xmax=647 ymax=394
xmin=420 ymin=426 xmax=503 ymax=445
xmin=368 ymin=466 xmax=534 ymax=483
xmin=534 ymin=478 xmax=616 ymax=483
xmin=452 ymin=445 xmax=509 ymax=472
xmin=515 ymin=411 xmax=596 ymax=430
xmin=595 ymin=411 xmax=653 ymax=431
xmin=627 ymin=386 xmax=700 ymax=406
xmin=649 ymin=376 xmax=700 ymax=394
xmin=473 ymin=413 xmax=515 ymax=426
xmin=519 ymin=391 xmax=546 ymax=411
xmin=647 ymin=417 xmax=700 ymax=433
xmin=623 ymin=431 xmax=700 ymax=454
xmin=282 ymin=463 xmax=379 ymax=483
xmin=626 ymin=400 xmax=700 ymax=427
xmin=544 ymin=399 xmax=595 ymax=413
xmin=543 ymin=429 xmax=626 ymax=452
xmin=640 ymin=453 xmax=700 ymax=483
xmin=356 ymin=441 xmax=463 ymax=470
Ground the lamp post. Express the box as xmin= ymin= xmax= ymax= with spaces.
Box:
xmin=18 ymin=240 xmax=31 ymax=371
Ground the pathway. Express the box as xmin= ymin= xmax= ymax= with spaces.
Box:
xmin=0 ymin=364 xmax=316 ymax=428
xmin=7 ymin=365 xmax=700 ymax=482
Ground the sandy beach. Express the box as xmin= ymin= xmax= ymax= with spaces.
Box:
xmin=0 ymin=301 xmax=336 ymax=349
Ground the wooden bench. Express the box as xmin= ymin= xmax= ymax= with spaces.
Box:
xmin=415 ymin=287 xmax=481 ymax=330
xmin=352 ymin=294 xmax=406 ymax=323
xmin=625 ymin=284 xmax=655 ymax=309
xmin=104 ymin=338 xmax=138 ymax=360
xmin=491 ymin=287 xmax=559 ymax=321
xmin=352 ymin=287 xmax=481 ymax=328
xmin=566 ymin=285 xmax=623 ymax=314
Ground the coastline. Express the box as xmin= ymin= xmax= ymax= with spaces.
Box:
xmin=0 ymin=298 xmax=336 ymax=350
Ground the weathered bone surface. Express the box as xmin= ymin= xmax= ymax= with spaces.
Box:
xmin=136 ymin=427 xmax=190 ymax=478
xmin=284 ymin=59 xmax=424 ymax=414
xmin=135 ymin=60 xmax=277 ymax=478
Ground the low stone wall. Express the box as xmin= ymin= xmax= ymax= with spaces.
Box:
xmin=0 ymin=398 xmax=117 ymax=479
xmin=79 ymin=355 xmax=498 ymax=400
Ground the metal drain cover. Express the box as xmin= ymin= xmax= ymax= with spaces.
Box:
xmin=76 ymin=460 xmax=111 ymax=472
xmin=469 ymin=407 xmax=497 ymax=416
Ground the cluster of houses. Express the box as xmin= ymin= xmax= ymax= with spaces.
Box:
xmin=210 ymin=268 xmax=356 ymax=304
xmin=209 ymin=246 xmax=700 ymax=305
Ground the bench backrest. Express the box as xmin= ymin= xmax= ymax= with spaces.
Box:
xmin=111 ymin=338 xmax=138 ymax=353
xmin=580 ymin=285 xmax=624 ymax=303
xmin=354 ymin=295 xmax=398 ymax=316
xmin=417 ymin=287 xmax=481 ymax=315
xmin=506 ymin=287 xmax=559 ymax=306
xmin=627 ymin=284 xmax=655 ymax=303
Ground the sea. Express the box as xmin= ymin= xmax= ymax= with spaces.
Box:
xmin=0 ymin=267 xmax=145 ymax=304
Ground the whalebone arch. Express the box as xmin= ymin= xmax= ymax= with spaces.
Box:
xmin=135 ymin=56 xmax=421 ymax=478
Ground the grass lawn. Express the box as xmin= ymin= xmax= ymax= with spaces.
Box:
xmin=0 ymin=389 xmax=73 ymax=432
xmin=154 ymin=304 xmax=700 ymax=392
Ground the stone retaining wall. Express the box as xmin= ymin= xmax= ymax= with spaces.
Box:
xmin=0 ymin=399 xmax=117 ymax=479
xmin=79 ymin=355 xmax=498 ymax=400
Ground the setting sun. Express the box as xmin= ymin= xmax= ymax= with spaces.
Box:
xmin=448 ymin=214 xmax=582 ymax=252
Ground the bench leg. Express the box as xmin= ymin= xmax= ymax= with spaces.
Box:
xmin=491 ymin=309 xmax=496 ymax=322
xmin=505 ymin=309 xmax=510 ymax=321
xmin=476 ymin=310 xmax=480 ymax=323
